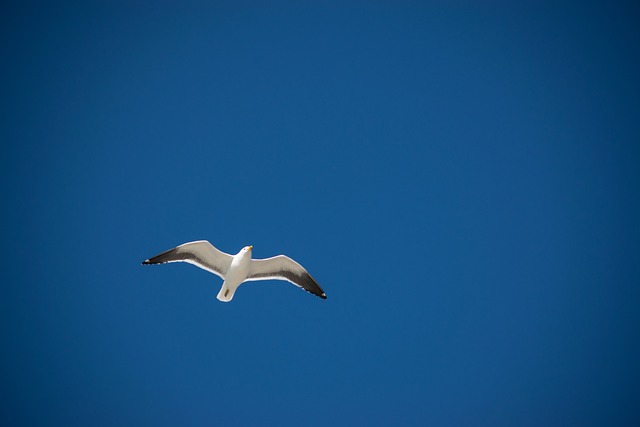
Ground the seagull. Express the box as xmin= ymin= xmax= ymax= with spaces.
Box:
xmin=142 ymin=241 xmax=326 ymax=302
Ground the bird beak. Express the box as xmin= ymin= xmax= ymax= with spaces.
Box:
xmin=248 ymin=246 xmax=253 ymax=250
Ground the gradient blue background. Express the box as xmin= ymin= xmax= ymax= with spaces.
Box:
xmin=2 ymin=1 xmax=639 ymax=425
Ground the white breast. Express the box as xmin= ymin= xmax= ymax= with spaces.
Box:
xmin=225 ymin=251 xmax=252 ymax=285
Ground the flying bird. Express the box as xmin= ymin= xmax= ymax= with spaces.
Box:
xmin=142 ymin=241 xmax=326 ymax=302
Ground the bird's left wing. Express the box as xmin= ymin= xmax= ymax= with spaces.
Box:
xmin=142 ymin=240 xmax=233 ymax=279
xmin=246 ymin=255 xmax=326 ymax=299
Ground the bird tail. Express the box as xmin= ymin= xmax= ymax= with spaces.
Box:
xmin=217 ymin=283 xmax=236 ymax=302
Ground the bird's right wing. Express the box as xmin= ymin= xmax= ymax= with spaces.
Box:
xmin=246 ymin=255 xmax=326 ymax=299
xmin=142 ymin=240 xmax=233 ymax=279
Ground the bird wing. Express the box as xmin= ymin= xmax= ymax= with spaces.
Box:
xmin=142 ymin=240 xmax=233 ymax=279
xmin=246 ymin=255 xmax=326 ymax=299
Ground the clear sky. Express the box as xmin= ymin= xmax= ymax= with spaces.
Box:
xmin=2 ymin=1 xmax=639 ymax=426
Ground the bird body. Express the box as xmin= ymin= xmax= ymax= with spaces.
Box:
xmin=217 ymin=246 xmax=252 ymax=302
xmin=142 ymin=241 xmax=326 ymax=302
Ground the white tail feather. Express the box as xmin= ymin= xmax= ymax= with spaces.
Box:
xmin=217 ymin=284 xmax=236 ymax=302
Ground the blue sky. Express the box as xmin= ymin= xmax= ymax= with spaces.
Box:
xmin=2 ymin=1 xmax=639 ymax=425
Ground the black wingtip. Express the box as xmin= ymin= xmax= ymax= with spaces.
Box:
xmin=320 ymin=293 xmax=327 ymax=300
xmin=142 ymin=259 xmax=151 ymax=265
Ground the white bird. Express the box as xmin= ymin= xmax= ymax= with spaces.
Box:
xmin=142 ymin=241 xmax=326 ymax=302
